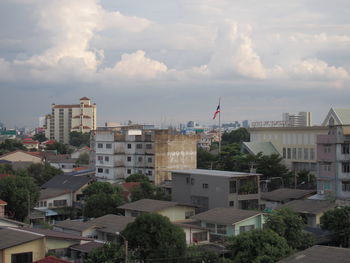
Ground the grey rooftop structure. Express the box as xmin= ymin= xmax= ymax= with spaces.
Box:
xmin=171 ymin=169 xmax=261 ymax=178
xmin=0 ymin=227 xmax=43 ymax=250
xmin=261 ymin=188 xmax=316 ymax=203
xmin=42 ymin=174 xmax=92 ymax=191
xmin=242 ymin=141 xmax=279 ymax=156
xmin=279 ymin=200 xmax=336 ymax=215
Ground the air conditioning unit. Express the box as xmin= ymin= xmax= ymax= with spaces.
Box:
xmin=320 ymin=190 xmax=324 ymax=195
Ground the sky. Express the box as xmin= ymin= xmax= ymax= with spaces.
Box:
xmin=0 ymin=0 xmax=350 ymax=128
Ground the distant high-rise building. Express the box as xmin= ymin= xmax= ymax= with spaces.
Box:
xmin=38 ymin=116 xmax=46 ymax=128
xmin=282 ymin=112 xmax=312 ymax=127
xmin=242 ymin=120 xmax=249 ymax=128
xmin=44 ymin=97 xmax=96 ymax=144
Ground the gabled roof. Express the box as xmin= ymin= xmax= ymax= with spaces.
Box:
xmin=0 ymin=199 xmax=7 ymax=205
xmin=0 ymin=150 xmax=43 ymax=160
xmin=242 ymin=141 xmax=279 ymax=156
xmin=70 ymin=241 xmax=104 ymax=253
xmin=118 ymin=199 xmax=195 ymax=213
xmin=192 ymin=207 xmax=262 ymax=225
xmin=322 ymin=108 xmax=350 ymax=126
xmin=21 ymin=227 xmax=91 ymax=241
xmin=171 ymin=169 xmax=261 ymax=177
xmin=0 ymin=227 xmax=44 ymax=249
xmin=41 ymin=174 xmax=92 ymax=191
xmin=279 ymin=199 xmax=336 ymax=215
xmin=0 ymin=217 xmax=29 ymax=227
xmin=34 ymin=256 xmax=73 ymax=263
xmin=277 ymin=245 xmax=350 ymax=263
xmin=39 ymin=188 xmax=70 ymax=200
xmin=261 ymin=188 xmax=316 ymax=202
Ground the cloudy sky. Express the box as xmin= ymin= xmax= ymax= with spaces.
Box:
xmin=1 ymin=0 xmax=349 ymax=128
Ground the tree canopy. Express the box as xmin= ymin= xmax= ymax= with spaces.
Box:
xmin=75 ymin=152 xmax=90 ymax=165
xmin=222 ymin=128 xmax=250 ymax=145
xmin=33 ymin=133 xmax=48 ymax=143
xmin=227 ymin=229 xmax=292 ymax=263
xmin=22 ymin=162 xmax=63 ymax=186
xmin=130 ymin=181 xmax=170 ymax=202
xmin=0 ymin=175 xmax=39 ymax=221
xmin=0 ymin=139 xmax=26 ymax=155
xmin=46 ymin=142 xmax=73 ymax=154
xmin=122 ymin=213 xmax=186 ymax=262
xmin=265 ymin=207 xmax=314 ymax=250
xmin=321 ymin=206 xmax=350 ymax=247
xmin=125 ymin=173 xmax=149 ymax=183
xmin=69 ymin=131 xmax=90 ymax=147
xmin=86 ymin=242 xmax=124 ymax=263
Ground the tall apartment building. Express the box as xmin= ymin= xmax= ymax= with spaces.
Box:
xmin=316 ymin=108 xmax=350 ymax=200
xmin=94 ymin=126 xmax=197 ymax=184
xmin=172 ymin=169 xmax=261 ymax=213
xmin=282 ymin=112 xmax=312 ymax=127
xmin=44 ymin=97 xmax=96 ymax=144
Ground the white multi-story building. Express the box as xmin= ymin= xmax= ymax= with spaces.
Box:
xmin=282 ymin=112 xmax=312 ymax=127
xmin=44 ymin=97 xmax=96 ymax=144
xmin=94 ymin=126 xmax=197 ymax=184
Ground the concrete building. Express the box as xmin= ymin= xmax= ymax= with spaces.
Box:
xmin=94 ymin=126 xmax=197 ymax=184
xmin=316 ymin=108 xmax=350 ymax=200
xmin=246 ymin=126 xmax=328 ymax=172
xmin=171 ymin=169 xmax=261 ymax=213
xmin=282 ymin=112 xmax=312 ymax=127
xmin=44 ymin=97 xmax=96 ymax=144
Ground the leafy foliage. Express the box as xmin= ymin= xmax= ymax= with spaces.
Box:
xmin=227 ymin=229 xmax=292 ymax=263
xmin=86 ymin=242 xmax=124 ymax=263
xmin=0 ymin=139 xmax=26 ymax=155
xmin=0 ymin=163 xmax=14 ymax=174
xmin=222 ymin=128 xmax=250 ymax=145
xmin=33 ymin=133 xmax=48 ymax=143
xmin=19 ymin=162 xmax=63 ymax=186
xmin=46 ymin=142 xmax=73 ymax=154
xmin=321 ymin=206 xmax=350 ymax=247
xmin=82 ymin=182 xmax=124 ymax=218
xmin=75 ymin=152 xmax=90 ymax=165
xmin=265 ymin=208 xmax=314 ymax=250
xmin=122 ymin=213 xmax=186 ymax=262
xmin=185 ymin=246 xmax=222 ymax=263
xmin=0 ymin=175 xmax=39 ymax=221
xmin=69 ymin=131 xmax=90 ymax=147
xmin=125 ymin=173 xmax=149 ymax=183
xmin=130 ymin=181 xmax=170 ymax=202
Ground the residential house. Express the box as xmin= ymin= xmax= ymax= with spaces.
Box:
xmin=22 ymin=138 xmax=40 ymax=150
xmin=0 ymin=150 xmax=43 ymax=164
xmin=191 ymin=207 xmax=265 ymax=240
xmin=0 ymin=201 xmax=28 ymax=228
xmin=34 ymin=256 xmax=73 ymax=263
xmin=118 ymin=199 xmax=196 ymax=222
xmin=261 ymin=188 xmax=316 ymax=210
xmin=0 ymin=200 xmax=5 ymax=217
xmin=279 ymin=199 xmax=336 ymax=228
xmin=120 ymin=182 xmax=140 ymax=202
xmin=70 ymin=241 xmax=104 ymax=262
xmin=46 ymin=154 xmax=78 ymax=173
xmin=277 ymin=245 xmax=350 ymax=263
xmin=317 ymin=108 xmax=350 ymax=200
xmin=172 ymin=169 xmax=261 ymax=212
xmin=173 ymin=222 xmax=210 ymax=245
xmin=0 ymin=227 xmax=46 ymax=263
xmin=54 ymin=214 xmax=135 ymax=242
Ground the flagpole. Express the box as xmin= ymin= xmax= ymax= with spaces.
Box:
xmin=218 ymin=97 xmax=221 ymax=154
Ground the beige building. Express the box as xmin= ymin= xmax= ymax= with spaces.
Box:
xmin=246 ymin=126 xmax=328 ymax=172
xmin=44 ymin=97 xmax=96 ymax=144
xmin=94 ymin=125 xmax=197 ymax=184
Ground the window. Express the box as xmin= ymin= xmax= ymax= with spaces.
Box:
xmin=146 ymin=144 xmax=152 ymax=149
xmin=147 ymin=170 xmax=152 ymax=176
xmin=127 ymin=144 xmax=132 ymax=149
xmin=127 ymin=156 xmax=131 ymax=162
xmin=148 ymin=157 xmax=152 ymax=163
xmin=11 ymin=252 xmax=33 ymax=263
xmin=310 ymin=148 xmax=315 ymax=160
xmin=217 ymin=224 xmax=227 ymax=235
xmin=292 ymin=148 xmax=296 ymax=159
xmin=135 ymin=135 xmax=141 ymax=141
xmin=191 ymin=178 xmax=195 ymax=185
xmin=106 ymin=143 xmax=112 ymax=149
xmin=298 ymin=148 xmax=302 ymax=160
xmin=97 ymin=156 xmax=103 ymax=161
xmin=192 ymin=232 xmax=207 ymax=242
xmin=342 ymin=181 xmax=350 ymax=192
xmin=105 ymin=169 xmax=109 ymax=174
xmin=53 ymin=199 xmax=67 ymax=207
xmin=136 ymin=144 xmax=142 ymax=149
xmin=206 ymin=223 xmax=215 ymax=233
xmin=202 ymin=183 xmax=209 ymax=189
xmin=283 ymin=148 xmax=286 ymax=158
xmin=138 ymin=170 xmax=142 ymax=174
xmin=131 ymin=211 xmax=139 ymax=217
xmin=185 ymin=211 xmax=194 ymax=219
xmin=186 ymin=177 xmax=190 ymax=184
xmin=229 ymin=201 xmax=234 ymax=207
xmin=229 ymin=181 xmax=236 ymax=193
xmin=342 ymin=144 xmax=350 ymax=154
xmin=127 ymin=169 xmax=131 ymax=174
xmin=287 ymin=148 xmax=291 ymax=159
xmin=145 ymin=134 xmax=152 ymax=141
xmin=304 ymin=148 xmax=309 ymax=160
xmin=342 ymin=163 xmax=350 ymax=173
xmin=239 ymin=224 xmax=255 ymax=233
xmin=138 ymin=157 xmax=143 ymax=162
xmin=324 ymin=145 xmax=331 ymax=153
xmin=97 ymin=143 xmax=103 ymax=148
xmin=324 ymin=164 xmax=331 ymax=172
xmin=97 ymin=168 xmax=103 ymax=173
xmin=104 ymin=156 xmax=109 ymax=162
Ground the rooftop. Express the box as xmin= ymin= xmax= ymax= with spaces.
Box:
xmin=118 ymin=199 xmax=195 ymax=213
xmin=279 ymin=199 xmax=336 ymax=215
xmin=39 ymin=188 xmax=69 ymax=200
xmin=242 ymin=141 xmax=279 ymax=156
xmin=21 ymin=227 xmax=91 ymax=241
xmin=277 ymin=245 xmax=350 ymax=263
xmin=42 ymin=174 xmax=92 ymax=191
xmin=34 ymin=256 xmax=73 ymax=263
xmin=70 ymin=241 xmax=104 ymax=253
xmin=192 ymin=207 xmax=262 ymax=225
xmin=171 ymin=169 xmax=261 ymax=177
xmin=261 ymin=188 xmax=316 ymax=202
xmin=0 ymin=227 xmax=43 ymax=250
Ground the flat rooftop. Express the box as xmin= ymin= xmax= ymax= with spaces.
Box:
xmin=171 ymin=169 xmax=261 ymax=177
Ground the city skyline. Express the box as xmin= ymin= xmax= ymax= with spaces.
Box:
xmin=0 ymin=0 xmax=349 ymax=127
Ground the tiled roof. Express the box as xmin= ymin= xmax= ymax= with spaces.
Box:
xmin=279 ymin=199 xmax=336 ymax=215
xmin=122 ymin=182 xmax=140 ymax=192
xmin=0 ymin=217 xmax=29 ymax=227
xmin=39 ymin=188 xmax=69 ymax=200
xmin=41 ymin=174 xmax=92 ymax=191
xmin=71 ymin=241 xmax=104 ymax=253
xmin=261 ymin=188 xmax=316 ymax=202
xmin=80 ymin=97 xmax=90 ymax=100
xmin=0 ymin=228 xmax=43 ymax=250
xmin=0 ymin=150 xmax=43 ymax=159
xmin=34 ymin=256 xmax=73 ymax=263
xmin=192 ymin=207 xmax=262 ymax=225
xmin=43 ymin=140 xmax=56 ymax=145
xmin=242 ymin=141 xmax=279 ymax=156
xmin=21 ymin=227 xmax=91 ymax=241
xmin=171 ymin=169 xmax=261 ymax=177
xmin=118 ymin=199 xmax=194 ymax=212
xmin=0 ymin=199 xmax=7 ymax=205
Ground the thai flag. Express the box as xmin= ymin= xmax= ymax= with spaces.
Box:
xmin=213 ymin=104 xmax=220 ymax=120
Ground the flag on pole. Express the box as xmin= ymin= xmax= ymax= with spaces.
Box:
xmin=213 ymin=104 xmax=220 ymax=120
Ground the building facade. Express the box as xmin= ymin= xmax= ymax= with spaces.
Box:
xmin=94 ymin=126 xmax=197 ymax=184
xmin=282 ymin=112 xmax=312 ymax=127
xmin=44 ymin=97 xmax=96 ymax=144
xmin=171 ymin=169 xmax=261 ymax=212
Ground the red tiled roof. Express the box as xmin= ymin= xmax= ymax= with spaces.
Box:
xmin=43 ymin=140 xmax=56 ymax=145
xmin=73 ymin=167 xmax=90 ymax=171
xmin=80 ymin=96 xmax=90 ymax=100
xmin=0 ymin=174 xmax=12 ymax=179
xmin=82 ymin=126 xmax=91 ymax=129
xmin=34 ymin=256 xmax=73 ymax=263
xmin=22 ymin=140 xmax=39 ymax=144
xmin=122 ymin=182 xmax=140 ymax=191
xmin=0 ymin=200 xmax=7 ymax=205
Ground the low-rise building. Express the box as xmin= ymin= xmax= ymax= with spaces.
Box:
xmin=22 ymin=138 xmax=40 ymax=150
xmin=0 ymin=150 xmax=43 ymax=164
xmin=172 ymin=169 xmax=261 ymax=212
xmin=173 ymin=222 xmax=210 ymax=245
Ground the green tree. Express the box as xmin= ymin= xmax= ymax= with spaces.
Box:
xmin=265 ymin=208 xmax=314 ymax=250
xmin=197 ymin=147 xmax=217 ymax=169
xmin=75 ymin=152 xmax=90 ymax=165
xmin=82 ymin=182 xmax=124 ymax=218
xmin=0 ymin=176 xmax=39 ymax=221
xmin=130 ymin=181 xmax=170 ymax=202
xmin=0 ymin=139 xmax=26 ymax=155
xmin=86 ymin=242 xmax=124 ymax=263
xmin=33 ymin=133 xmax=48 ymax=143
xmin=122 ymin=213 xmax=186 ymax=262
xmin=227 ymin=229 xmax=292 ymax=263
xmin=69 ymin=131 xmax=90 ymax=147
xmin=0 ymin=163 xmax=14 ymax=174
xmin=125 ymin=173 xmax=149 ymax=183
xmin=46 ymin=142 xmax=73 ymax=154
xmin=22 ymin=162 xmax=63 ymax=186
xmin=321 ymin=206 xmax=350 ymax=247
xmin=185 ymin=246 xmax=221 ymax=263
xmin=222 ymin=128 xmax=250 ymax=145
